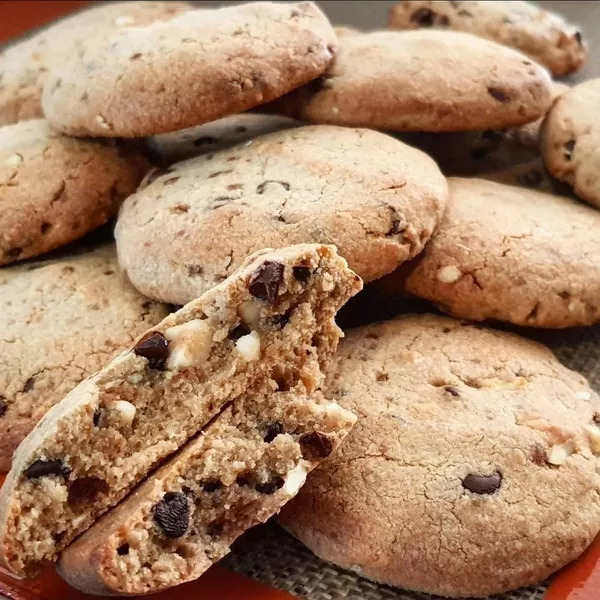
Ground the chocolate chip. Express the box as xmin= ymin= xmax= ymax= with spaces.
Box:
xmin=40 ymin=222 xmax=52 ymax=234
xmin=299 ymin=432 xmax=334 ymax=461
xmin=68 ymin=477 xmax=109 ymax=506
xmin=25 ymin=459 xmax=70 ymax=479
xmin=445 ymin=385 xmax=460 ymax=397
xmin=410 ymin=7 xmax=435 ymax=25
xmin=206 ymin=521 xmax=224 ymax=537
xmin=236 ymin=475 xmax=249 ymax=486
xmin=255 ymin=477 xmax=285 ymax=495
xmin=23 ymin=377 xmax=35 ymax=393
xmin=530 ymin=445 xmax=548 ymax=466
xmin=93 ymin=407 xmax=103 ymax=426
xmin=0 ymin=397 xmax=6 ymax=418
xmin=134 ymin=331 xmax=169 ymax=370
xmin=564 ymin=140 xmax=576 ymax=160
xmin=193 ymin=136 xmax=218 ymax=147
xmin=202 ymin=480 xmax=222 ymax=493
xmin=153 ymin=492 xmax=189 ymax=538
xmin=574 ymin=30 xmax=583 ymax=46
xmin=248 ymin=261 xmax=284 ymax=303
xmin=229 ymin=323 xmax=250 ymax=340
xmin=462 ymin=472 xmax=502 ymax=494
xmin=256 ymin=180 xmax=291 ymax=194
xmin=264 ymin=422 xmax=284 ymax=443
xmin=516 ymin=169 xmax=544 ymax=188
xmin=117 ymin=543 xmax=130 ymax=555
xmin=266 ymin=310 xmax=291 ymax=331
xmin=487 ymin=87 xmax=510 ymax=103
xmin=292 ymin=266 xmax=311 ymax=282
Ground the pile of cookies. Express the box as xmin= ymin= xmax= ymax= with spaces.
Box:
xmin=1 ymin=1 xmax=600 ymax=598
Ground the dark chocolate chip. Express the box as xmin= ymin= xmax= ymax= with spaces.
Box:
xmin=516 ymin=168 xmax=544 ymax=188
xmin=236 ymin=476 xmax=249 ymax=486
xmin=229 ymin=323 xmax=250 ymax=340
xmin=487 ymin=87 xmax=510 ymax=103
xmin=299 ymin=432 xmax=334 ymax=461
xmin=462 ymin=472 xmax=502 ymax=494
xmin=153 ymin=492 xmax=189 ymax=538
xmin=410 ymin=7 xmax=435 ymax=26
xmin=248 ymin=261 xmax=284 ymax=303
xmin=193 ymin=136 xmax=218 ymax=147
xmin=564 ymin=140 xmax=576 ymax=160
xmin=202 ymin=480 xmax=222 ymax=493
xmin=264 ymin=422 xmax=284 ymax=443
xmin=0 ymin=397 xmax=6 ymax=418
xmin=292 ymin=266 xmax=311 ymax=282
xmin=117 ymin=543 xmax=130 ymax=555
xmin=206 ymin=521 xmax=224 ymax=537
xmin=40 ymin=222 xmax=52 ymax=234
xmin=68 ymin=477 xmax=109 ymax=506
xmin=445 ymin=385 xmax=460 ymax=397
xmin=256 ymin=180 xmax=291 ymax=194
xmin=93 ymin=407 xmax=102 ymax=426
xmin=134 ymin=331 xmax=169 ymax=370
xmin=23 ymin=377 xmax=35 ymax=393
xmin=530 ymin=445 xmax=548 ymax=466
xmin=255 ymin=477 xmax=285 ymax=495
xmin=25 ymin=459 xmax=70 ymax=479
xmin=574 ymin=30 xmax=583 ymax=46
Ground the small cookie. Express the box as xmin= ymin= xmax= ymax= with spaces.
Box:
xmin=388 ymin=1 xmax=587 ymax=77
xmin=146 ymin=113 xmax=299 ymax=166
xmin=0 ymin=244 xmax=361 ymax=577
xmin=42 ymin=2 xmax=337 ymax=137
xmin=0 ymin=1 xmax=190 ymax=126
xmin=541 ymin=78 xmax=600 ymax=209
xmin=268 ymin=30 xmax=553 ymax=132
xmin=116 ymin=125 xmax=448 ymax=305
xmin=58 ymin=390 xmax=355 ymax=595
xmin=0 ymin=245 xmax=168 ymax=472
xmin=0 ymin=119 xmax=149 ymax=265
xmin=403 ymin=178 xmax=600 ymax=328
xmin=280 ymin=314 xmax=600 ymax=598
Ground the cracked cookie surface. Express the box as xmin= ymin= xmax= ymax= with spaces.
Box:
xmin=267 ymin=29 xmax=553 ymax=132
xmin=42 ymin=2 xmax=336 ymax=138
xmin=0 ymin=244 xmax=168 ymax=471
xmin=541 ymin=78 xmax=600 ymax=209
xmin=116 ymin=125 xmax=447 ymax=305
xmin=0 ymin=1 xmax=190 ymax=126
xmin=388 ymin=1 xmax=587 ymax=77
xmin=401 ymin=177 xmax=600 ymax=328
xmin=0 ymin=243 xmax=361 ymax=577
xmin=0 ymin=119 xmax=149 ymax=265
xmin=279 ymin=314 xmax=600 ymax=598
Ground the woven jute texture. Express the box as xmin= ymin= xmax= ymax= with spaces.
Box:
xmin=222 ymin=299 xmax=600 ymax=600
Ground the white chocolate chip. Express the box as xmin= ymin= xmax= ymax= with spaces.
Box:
xmin=113 ymin=400 xmax=136 ymax=427
xmin=437 ymin=265 xmax=462 ymax=283
xmin=114 ymin=15 xmax=135 ymax=26
xmin=576 ymin=391 xmax=592 ymax=400
xmin=5 ymin=153 xmax=23 ymax=167
xmin=95 ymin=114 xmax=110 ymax=129
xmin=480 ymin=376 xmax=527 ymax=390
xmin=236 ymin=331 xmax=261 ymax=361
xmin=282 ymin=461 xmax=308 ymax=496
xmin=585 ymin=425 xmax=600 ymax=455
xmin=547 ymin=441 xmax=575 ymax=465
xmin=165 ymin=319 xmax=214 ymax=370
xmin=239 ymin=298 xmax=262 ymax=329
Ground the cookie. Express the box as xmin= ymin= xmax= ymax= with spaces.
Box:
xmin=0 ymin=244 xmax=361 ymax=577
xmin=0 ymin=1 xmax=190 ymax=126
xmin=279 ymin=314 xmax=600 ymax=598
xmin=267 ymin=30 xmax=553 ymax=132
xmin=146 ymin=113 xmax=299 ymax=166
xmin=541 ymin=78 xmax=600 ymax=209
xmin=58 ymin=389 xmax=355 ymax=595
xmin=402 ymin=178 xmax=600 ymax=328
xmin=0 ymin=119 xmax=149 ymax=265
xmin=388 ymin=1 xmax=587 ymax=77
xmin=116 ymin=125 xmax=448 ymax=305
xmin=42 ymin=2 xmax=337 ymax=138
xmin=0 ymin=245 xmax=168 ymax=472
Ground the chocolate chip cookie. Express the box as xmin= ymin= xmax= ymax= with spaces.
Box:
xmin=280 ymin=314 xmax=600 ymax=598
xmin=0 ymin=244 xmax=168 ymax=472
xmin=58 ymin=389 xmax=355 ymax=595
xmin=42 ymin=2 xmax=336 ymax=137
xmin=0 ymin=1 xmax=190 ymax=126
xmin=0 ymin=119 xmax=149 ymax=265
xmin=0 ymin=244 xmax=361 ymax=577
xmin=268 ymin=29 xmax=553 ymax=132
xmin=116 ymin=125 xmax=447 ymax=305
xmin=541 ymin=78 xmax=600 ymax=209
xmin=388 ymin=1 xmax=587 ymax=77
xmin=402 ymin=178 xmax=600 ymax=328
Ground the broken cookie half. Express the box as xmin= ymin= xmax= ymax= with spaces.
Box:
xmin=0 ymin=243 xmax=362 ymax=577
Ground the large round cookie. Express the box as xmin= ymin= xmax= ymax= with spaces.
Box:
xmin=269 ymin=29 xmax=553 ymax=132
xmin=388 ymin=1 xmax=587 ymax=77
xmin=42 ymin=2 xmax=336 ymax=138
xmin=402 ymin=178 xmax=600 ymax=328
xmin=0 ymin=119 xmax=148 ymax=265
xmin=541 ymin=78 xmax=600 ymax=209
xmin=0 ymin=1 xmax=190 ymax=126
xmin=279 ymin=314 xmax=600 ymax=598
xmin=116 ymin=125 xmax=448 ymax=305
xmin=0 ymin=244 xmax=167 ymax=471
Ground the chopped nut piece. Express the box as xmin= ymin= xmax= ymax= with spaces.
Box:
xmin=282 ymin=461 xmax=308 ymax=495
xmin=112 ymin=401 xmax=136 ymax=427
xmin=547 ymin=441 xmax=575 ymax=465
xmin=165 ymin=319 xmax=213 ymax=370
